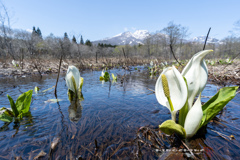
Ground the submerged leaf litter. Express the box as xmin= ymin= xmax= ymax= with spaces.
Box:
xmin=0 ymin=67 xmax=239 ymax=159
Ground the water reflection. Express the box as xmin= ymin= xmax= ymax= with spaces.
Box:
xmin=0 ymin=68 xmax=239 ymax=159
xmin=68 ymin=100 xmax=83 ymax=123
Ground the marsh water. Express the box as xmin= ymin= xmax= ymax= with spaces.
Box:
xmin=0 ymin=67 xmax=239 ymax=159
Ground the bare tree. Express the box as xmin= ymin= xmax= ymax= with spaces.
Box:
xmin=161 ymin=21 xmax=189 ymax=62
xmin=0 ymin=2 xmax=15 ymax=59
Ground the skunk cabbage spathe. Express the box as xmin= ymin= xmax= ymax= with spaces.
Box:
xmin=182 ymin=50 xmax=213 ymax=109
xmin=155 ymin=66 xmax=188 ymax=121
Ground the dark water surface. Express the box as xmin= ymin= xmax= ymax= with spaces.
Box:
xmin=0 ymin=67 xmax=239 ymax=159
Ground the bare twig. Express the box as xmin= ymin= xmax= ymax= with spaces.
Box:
xmin=180 ymin=139 xmax=196 ymax=158
xmin=147 ymin=88 xmax=155 ymax=93
xmin=54 ymin=55 xmax=63 ymax=98
xmin=203 ymin=27 xmax=211 ymax=50
xmin=170 ymin=44 xmax=182 ymax=66
xmin=209 ymin=128 xmax=231 ymax=141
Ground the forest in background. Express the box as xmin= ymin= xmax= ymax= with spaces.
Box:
xmin=1 ymin=2 xmax=240 ymax=68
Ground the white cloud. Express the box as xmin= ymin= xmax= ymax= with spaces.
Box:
xmin=124 ymin=27 xmax=128 ymax=31
xmin=26 ymin=29 xmax=32 ymax=33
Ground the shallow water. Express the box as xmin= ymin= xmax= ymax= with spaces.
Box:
xmin=0 ymin=67 xmax=239 ymax=159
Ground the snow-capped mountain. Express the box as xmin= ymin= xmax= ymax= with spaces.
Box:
xmin=93 ymin=30 xmax=221 ymax=46
xmin=93 ymin=30 xmax=150 ymax=46
xmin=191 ymin=36 xmax=220 ymax=44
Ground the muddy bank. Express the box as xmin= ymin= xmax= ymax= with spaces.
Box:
xmin=0 ymin=57 xmax=150 ymax=77
xmin=208 ymin=61 xmax=240 ymax=86
xmin=0 ymin=58 xmax=239 ymax=86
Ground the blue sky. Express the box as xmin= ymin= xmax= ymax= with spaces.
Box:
xmin=1 ymin=0 xmax=240 ymax=41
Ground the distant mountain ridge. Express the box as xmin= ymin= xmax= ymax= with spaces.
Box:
xmin=93 ymin=30 xmax=150 ymax=46
xmin=190 ymin=36 xmax=221 ymax=44
xmin=93 ymin=30 xmax=221 ymax=46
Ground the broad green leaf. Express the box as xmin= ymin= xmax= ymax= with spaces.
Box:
xmin=179 ymin=77 xmax=189 ymax=127
xmin=7 ymin=95 xmax=19 ymax=117
xmin=0 ymin=112 xmax=13 ymax=122
xmin=200 ymin=86 xmax=238 ymax=128
xmin=15 ymin=90 xmax=33 ymax=114
xmin=99 ymin=76 xmax=104 ymax=81
xmin=159 ymin=120 xmax=186 ymax=138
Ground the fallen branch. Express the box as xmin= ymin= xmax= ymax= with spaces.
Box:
xmin=147 ymin=88 xmax=155 ymax=93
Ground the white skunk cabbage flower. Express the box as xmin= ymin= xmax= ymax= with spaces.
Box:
xmin=150 ymin=61 xmax=153 ymax=67
xmin=184 ymin=94 xmax=203 ymax=138
xmin=155 ymin=66 xmax=187 ymax=121
xmin=12 ymin=60 xmax=17 ymax=67
xmin=65 ymin=66 xmax=81 ymax=93
xmin=182 ymin=50 xmax=213 ymax=109
xmin=101 ymin=69 xmax=105 ymax=77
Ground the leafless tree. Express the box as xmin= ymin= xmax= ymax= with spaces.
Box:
xmin=0 ymin=2 xmax=15 ymax=59
xmin=161 ymin=21 xmax=189 ymax=62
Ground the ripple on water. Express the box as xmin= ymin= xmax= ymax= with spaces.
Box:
xmin=0 ymin=68 xmax=239 ymax=159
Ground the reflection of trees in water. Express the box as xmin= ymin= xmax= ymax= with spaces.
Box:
xmin=119 ymin=71 xmax=156 ymax=95
xmin=68 ymin=100 xmax=82 ymax=123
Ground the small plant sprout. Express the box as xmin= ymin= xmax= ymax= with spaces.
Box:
xmin=210 ymin=60 xmax=215 ymax=66
xmin=12 ymin=60 xmax=19 ymax=68
xmin=100 ymin=69 xmax=110 ymax=82
xmin=112 ymin=73 xmax=117 ymax=83
xmin=225 ymin=58 xmax=232 ymax=64
xmin=156 ymin=50 xmax=238 ymax=139
xmin=66 ymin=66 xmax=84 ymax=101
xmin=150 ymin=61 xmax=153 ymax=67
xmin=34 ymin=86 xmax=40 ymax=94
xmin=0 ymin=90 xmax=33 ymax=123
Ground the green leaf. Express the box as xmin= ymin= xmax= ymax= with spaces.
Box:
xmin=0 ymin=107 xmax=14 ymax=117
xmin=34 ymin=86 xmax=39 ymax=93
xmin=18 ymin=112 xmax=23 ymax=119
xmin=200 ymin=86 xmax=238 ymax=128
xmin=7 ymin=94 xmax=19 ymax=117
xmin=15 ymin=90 xmax=33 ymax=114
xmin=112 ymin=73 xmax=117 ymax=81
xmin=179 ymin=102 xmax=188 ymax=127
xmin=71 ymin=76 xmax=77 ymax=93
xmin=179 ymin=77 xmax=189 ymax=127
xmin=103 ymin=72 xmax=110 ymax=81
xmin=99 ymin=76 xmax=104 ymax=81
xmin=159 ymin=120 xmax=186 ymax=138
xmin=79 ymin=77 xmax=84 ymax=90
xmin=0 ymin=112 xmax=13 ymax=122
